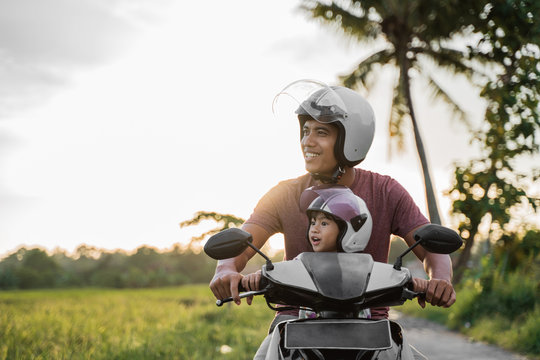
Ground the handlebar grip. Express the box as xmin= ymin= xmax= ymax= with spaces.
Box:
xmin=216 ymin=289 xmax=267 ymax=307
xmin=216 ymin=297 xmax=233 ymax=307
xmin=402 ymin=288 xmax=426 ymax=300
xmin=215 ymin=282 xmax=247 ymax=307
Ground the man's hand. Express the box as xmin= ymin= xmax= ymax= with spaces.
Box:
xmin=209 ymin=270 xmax=244 ymax=305
xmin=412 ymin=245 xmax=456 ymax=309
xmin=425 ymin=278 xmax=456 ymax=308
xmin=208 ymin=224 xmax=271 ymax=306
xmin=412 ymin=277 xmax=456 ymax=308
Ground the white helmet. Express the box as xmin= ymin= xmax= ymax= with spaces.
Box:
xmin=273 ymin=79 xmax=376 ymax=168
xmin=300 ymin=185 xmax=372 ymax=253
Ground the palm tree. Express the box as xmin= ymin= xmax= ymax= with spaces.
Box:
xmin=301 ymin=0 xmax=478 ymax=225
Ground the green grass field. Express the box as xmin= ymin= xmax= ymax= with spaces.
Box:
xmin=0 ymin=286 xmax=274 ymax=359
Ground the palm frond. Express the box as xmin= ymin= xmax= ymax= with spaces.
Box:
xmin=300 ymin=0 xmax=380 ymax=41
xmin=339 ymin=48 xmax=395 ymax=91
xmin=424 ymin=73 xmax=470 ymax=127
xmin=415 ymin=45 xmax=481 ymax=81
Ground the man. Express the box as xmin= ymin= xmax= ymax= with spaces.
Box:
xmin=210 ymin=79 xmax=455 ymax=313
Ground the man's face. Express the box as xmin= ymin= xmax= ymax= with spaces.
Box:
xmin=301 ymin=119 xmax=339 ymax=176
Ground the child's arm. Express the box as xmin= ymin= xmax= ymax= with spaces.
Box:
xmin=411 ymin=277 xmax=430 ymax=308
xmin=241 ymin=270 xmax=262 ymax=292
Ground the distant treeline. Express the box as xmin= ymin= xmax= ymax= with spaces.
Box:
xmin=0 ymin=245 xmax=223 ymax=289
xmin=0 ymin=240 xmax=417 ymax=290
xmin=0 ymin=244 xmax=283 ymax=290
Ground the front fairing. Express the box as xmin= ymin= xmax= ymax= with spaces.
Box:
xmin=262 ymin=252 xmax=411 ymax=313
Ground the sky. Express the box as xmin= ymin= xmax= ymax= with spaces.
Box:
xmin=1 ymin=0 xmax=534 ymax=258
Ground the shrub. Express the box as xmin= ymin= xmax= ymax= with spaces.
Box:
xmin=399 ymin=261 xmax=540 ymax=357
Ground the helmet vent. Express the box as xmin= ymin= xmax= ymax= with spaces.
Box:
xmin=351 ymin=213 xmax=368 ymax=232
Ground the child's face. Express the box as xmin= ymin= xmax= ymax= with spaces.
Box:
xmin=308 ymin=212 xmax=340 ymax=252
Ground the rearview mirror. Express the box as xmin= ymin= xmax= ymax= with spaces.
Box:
xmin=394 ymin=224 xmax=463 ymax=270
xmin=414 ymin=224 xmax=463 ymax=254
xmin=204 ymin=228 xmax=252 ymax=260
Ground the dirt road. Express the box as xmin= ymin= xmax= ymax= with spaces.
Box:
xmin=390 ymin=311 xmax=531 ymax=360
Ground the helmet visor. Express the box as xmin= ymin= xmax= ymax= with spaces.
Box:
xmin=272 ymin=79 xmax=348 ymax=123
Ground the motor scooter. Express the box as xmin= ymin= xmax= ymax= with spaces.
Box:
xmin=204 ymin=224 xmax=462 ymax=360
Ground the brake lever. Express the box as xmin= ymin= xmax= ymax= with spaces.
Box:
xmin=401 ymin=288 xmax=425 ymax=301
xmin=216 ymin=290 xmax=267 ymax=306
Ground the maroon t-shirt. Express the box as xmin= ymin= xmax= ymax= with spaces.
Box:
xmin=245 ymin=168 xmax=429 ymax=318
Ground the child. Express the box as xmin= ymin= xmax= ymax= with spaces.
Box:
xmin=242 ymin=185 xmax=430 ymax=308
xmin=307 ymin=211 xmax=340 ymax=253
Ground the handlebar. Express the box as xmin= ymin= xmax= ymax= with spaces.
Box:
xmin=216 ymin=290 xmax=267 ymax=306
xmin=215 ymin=275 xmax=270 ymax=306
xmin=214 ymin=276 xmax=425 ymax=307
xmin=215 ymin=282 xmax=244 ymax=306
xmin=216 ymin=289 xmax=424 ymax=307
xmin=402 ymin=288 xmax=425 ymax=301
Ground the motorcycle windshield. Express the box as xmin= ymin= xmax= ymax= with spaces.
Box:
xmin=298 ymin=252 xmax=374 ymax=300
xmin=272 ymin=79 xmax=349 ymax=124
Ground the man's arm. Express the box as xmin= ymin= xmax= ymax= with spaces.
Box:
xmin=404 ymin=225 xmax=456 ymax=308
xmin=209 ymin=223 xmax=271 ymax=305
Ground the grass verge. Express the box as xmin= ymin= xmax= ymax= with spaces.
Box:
xmin=399 ymin=273 xmax=540 ymax=360
xmin=0 ymin=286 xmax=274 ymax=359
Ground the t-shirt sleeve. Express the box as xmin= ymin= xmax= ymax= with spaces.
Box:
xmin=388 ymin=180 xmax=430 ymax=238
xmin=244 ymin=184 xmax=284 ymax=236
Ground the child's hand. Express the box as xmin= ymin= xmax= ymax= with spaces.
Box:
xmin=241 ymin=270 xmax=261 ymax=305
xmin=412 ymin=277 xmax=429 ymax=308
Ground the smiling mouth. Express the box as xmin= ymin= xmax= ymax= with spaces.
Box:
xmin=310 ymin=236 xmax=321 ymax=246
xmin=304 ymin=151 xmax=320 ymax=159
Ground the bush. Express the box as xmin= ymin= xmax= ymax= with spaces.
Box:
xmin=509 ymin=305 xmax=540 ymax=355
xmin=399 ymin=261 xmax=540 ymax=357
xmin=450 ymin=271 xmax=537 ymax=328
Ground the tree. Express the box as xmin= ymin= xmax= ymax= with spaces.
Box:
xmin=447 ymin=0 xmax=540 ymax=282
xmin=16 ymin=248 xmax=60 ymax=288
xmin=179 ymin=211 xmax=245 ymax=248
xmin=0 ymin=244 xmax=220 ymax=289
xmin=0 ymin=249 xmax=25 ymax=289
xmin=299 ymin=1 xmax=540 ymax=281
xmin=300 ymin=0 xmax=480 ymax=225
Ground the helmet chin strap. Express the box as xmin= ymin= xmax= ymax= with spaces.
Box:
xmin=310 ymin=166 xmax=345 ymax=184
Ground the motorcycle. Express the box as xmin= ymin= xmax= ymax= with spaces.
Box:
xmin=204 ymin=224 xmax=463 ymax=360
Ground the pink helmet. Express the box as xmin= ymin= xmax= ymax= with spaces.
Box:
xmin=300 ymin=185 xmax=372 ymax=253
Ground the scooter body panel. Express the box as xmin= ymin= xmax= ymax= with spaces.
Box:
xmin=266 ymin=318 xmax=417 ymax=360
